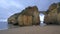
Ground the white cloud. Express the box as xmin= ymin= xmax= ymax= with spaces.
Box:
xmin=0 ymin=0 xmax=10 ymax=9
xmin=10 ymin=1 xmax=21 ymax=8
xmin=0 ymin=0 xmax=25 ymax=9
xmin=0 ymin=19 xmax=7 ymax=22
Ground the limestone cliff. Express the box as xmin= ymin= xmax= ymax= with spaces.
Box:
xmin=44 ymin=2 xmax=60 ymax=25
xmin=8 ymin=6 xmax=40 ymax=26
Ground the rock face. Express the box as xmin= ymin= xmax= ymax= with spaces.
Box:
xmin=57 ymin=7 xmax=60 ymax=24
xmin=8 ymin=6 xmax=40 ymax=26
xmin=17 ymin=6 xmax=40 ymax=26
xmin=44 ymin=2 xmax=60 ymax=25
xmin=48 ymin=3 xmax=57 ymax=11
xmin=44 ymin=9 xmax=58 ymax=24
xmin=8 ymin=13 xmax=20 ymax=25
xmin=17 ymin=15 xmax=33 ymax=26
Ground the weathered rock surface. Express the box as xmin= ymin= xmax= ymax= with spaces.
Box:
xmin=44 ymin=2 xmax=60 ymax=25
xmin=8 ymin=6 xmax=40 ymax=26
xmin=17 ymin=6 xmax=40 ymax=26
xmin=8 ymin=13 xmax=20 ymax=25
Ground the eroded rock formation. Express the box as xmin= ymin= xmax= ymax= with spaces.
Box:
xmin=44 ymin=2 xmax=60 ymax=25
xmin=8 ymin=6 xmax=40 ymax=26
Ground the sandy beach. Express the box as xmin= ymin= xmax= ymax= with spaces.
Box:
xmin=0 ymin=25 xmax=60 ymax=34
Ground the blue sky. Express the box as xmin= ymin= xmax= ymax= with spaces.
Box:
xmin=0 ymin=0 xmax=60 ymax=21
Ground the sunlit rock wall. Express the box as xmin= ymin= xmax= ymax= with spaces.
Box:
xmin=44 ymin=2 xmax=60 ymax=25
xmin=8 ymin=6 xmax=40 ymax=26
